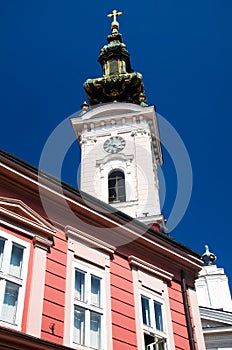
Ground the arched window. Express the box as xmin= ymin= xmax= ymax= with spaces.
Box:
xmin=108 ymin=170 xmax=126 ymax=203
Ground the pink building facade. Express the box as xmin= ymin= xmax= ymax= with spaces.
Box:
xmin=0 ymin=150 xmax=205 ymax=349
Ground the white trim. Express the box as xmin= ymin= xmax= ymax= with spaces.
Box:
xmin=0 ymin=229 xmax=30 ymax=330
xmin=64 ymin=236 xmax=113 ymax=349
xmin=26 ymin=245 xmax=47 ymax=337
xmin=129 ymin=256 xmax=173 ymax=282
xmin=96 ymin=153 xmax=134 ymax=166
xmin=139 ymin=288 xmax=168 ymax=349
xmin=203 ymin=327 xmax=232 ymax=334
xmin=70 ymin=260 xmax=106 ymax=349
xmin=70 ymin=103 xmax=163 ymax=166
xmin=199 ymin=307 xmax=232 ymax=325
xmin=0 ymin=197 xmax=56 ymax=336
xmin=188 ymin=288 xmax=206 ymax=350
xmin=64 ymin=249 xmax=73 ymax=346
xmin=131 ymin=266 xmax=175 ymax=350
xmin=65 ymin=226 xmax=115 ymax=255
xmin=0 ymin=197 xmax=56 ymax=239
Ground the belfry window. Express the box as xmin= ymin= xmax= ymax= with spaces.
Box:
xmin=108 ymin=170 xmax=126 ymax=203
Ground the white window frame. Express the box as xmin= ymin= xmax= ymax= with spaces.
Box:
xmin=139 ymin=289 xmax=168 ymax=350
xmin=0 ymin=229 xmax=30 ymax=330
xmin=71 ymin=260 xmax=106 ymax=350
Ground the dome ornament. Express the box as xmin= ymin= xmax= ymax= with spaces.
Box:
xmin=81 ymin=101 xmax=89 ymax=111
xmin=83 ymin=10 xmax=147 ymax=106
xmin=107 ymin=9 xmax=122 ymax=32
xmin=201 ymin=245 xmax=217 ymax=266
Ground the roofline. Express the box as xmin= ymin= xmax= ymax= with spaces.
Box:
xmin=0 ymin=325 xmax=73 ymax=350
xmin=0 ymin=149 xmax=201 ymax=259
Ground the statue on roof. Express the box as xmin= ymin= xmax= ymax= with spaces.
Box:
xmin=201 ymin=245 xmax=217 ymax=265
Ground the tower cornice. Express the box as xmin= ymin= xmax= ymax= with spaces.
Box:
xmin=70 ymin=102 xmax=163 ymax=166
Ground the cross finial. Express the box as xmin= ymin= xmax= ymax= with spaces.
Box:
xmin=107 ymin=9 xmax=122 ymax=22
xmin=107 ymin=9 xmax=122 ymax=31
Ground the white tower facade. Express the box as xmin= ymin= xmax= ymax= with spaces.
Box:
xmin=71 ymin=102 xmax=164 ymax=225
xmin=71 ymin=11 xmax=165 ymax=227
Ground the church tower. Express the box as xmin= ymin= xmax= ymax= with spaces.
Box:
xmin=71 ymin=10 xmax=164 ymax=227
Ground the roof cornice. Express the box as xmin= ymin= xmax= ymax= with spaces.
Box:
xmin=1 ymin=149 xmax=202 ymax=271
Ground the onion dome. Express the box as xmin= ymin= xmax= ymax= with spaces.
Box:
xmin=84 ymin=10 xmax=148 ymax=106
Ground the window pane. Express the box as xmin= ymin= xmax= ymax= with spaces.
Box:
xmin=90 ymin=311 xmax=101 ymax=349
xmin=73 ymin=306 xmax=85 ymax=345
xmin=154 ymin=301 xmax=164 ymax=332
xmin=75 ymin=269 xmax=85 ymax=301
xmin=117 ymin=178 xmax=126 ymax=201
xmin=141 ymin=296 xmax=151 ymax=325
xmin=1 ymin=282 xmax=19 ymax=324
xmin=0 ymin=238 xmax=5 ymax=269
xmin=108 ymin=171 xmax=126 ymax=203
xmin=91 ymin=275 xmax=101 ymax=307
xmin=9 ymin=244 xmax=24 ymax=278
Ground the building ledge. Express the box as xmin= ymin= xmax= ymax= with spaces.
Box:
xmin=0 ymin=325 xmax=73 ymax=350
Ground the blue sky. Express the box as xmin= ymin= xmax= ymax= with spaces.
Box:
xmin=1 ymin=1 xmax=232 ymax=289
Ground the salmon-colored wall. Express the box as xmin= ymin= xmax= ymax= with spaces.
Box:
xmin=41 ymin=230 xmax=67 ymax=344
xmin=110 ymin=254 xmax=137 ymax=350
xmin=168 ymin=281 xmax=191 ymax=350
xmin=0 ymin=182 xmax=201 ymax=349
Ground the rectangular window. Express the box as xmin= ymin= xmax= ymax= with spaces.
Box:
xmin=154 ymin=301 xmax=163 ymax=332
xmin=9 ymin=243 xmax=24 ymax=278
xmin=0 ymin=238 xmax=5 ymax=269
xmin=141 ymin=296 xmax=151 ymax=326
xmin=1 ymin=282 xmax=19 ymax=324
xmin=91 ymin=275 xmax=101 ymax=307
xmin=90 ymin=311 xmax=101 ymax=349
xmin=0 ymin=231 xmax=29 ymax=328
xmin=73 ymin=264 xmax=104 ymax=349
xmin=140 ymin=293 xmax=167 ymax=350
xmin=74 ymin=306 xmax=85 ymax=345
xmin=75 ymin=269 xmax=85 ymax=301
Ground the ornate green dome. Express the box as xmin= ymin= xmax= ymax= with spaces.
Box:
xmin=83 ymin=10 xmax=148 ymax=106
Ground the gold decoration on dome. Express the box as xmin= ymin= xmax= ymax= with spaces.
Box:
xmin=83 ymin=10 xmax=148 ymax=106
xmin=107 ymin=9 xmax=122 ymax=31
xmin=81 ymin=101 xmax=89 ymax=110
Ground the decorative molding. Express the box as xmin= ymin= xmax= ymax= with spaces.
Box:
xmin=65 ymin=225 xmax=115 ymax=255
xmin=131 ymin=128 xmax=148 ymax=136
xmin=203 ymin=326 xmax=232 ymax=334
xmin=96 ymin=153 xmax=134 ymax=166
xmin=0 ymin=197 xmax=56 ymax=251
xmin=80 ymin=135 xmax=97 ymax=144
xmin=0 ymin=197 xmax=56 ymax=237
xmin=70 ymin=102 xmax=163 ymax=166
xmin=33 ymin=235 xmax=53 ymax=251
xmin=200 ymin=306 xmax=232 ymax=325
xmin=128 ymin=255 xmax=174 ymax=282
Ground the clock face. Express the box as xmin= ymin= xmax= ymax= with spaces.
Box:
xmin=103 ymin=136 xmax=126 ymax=153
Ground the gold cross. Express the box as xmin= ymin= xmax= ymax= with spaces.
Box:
xmin=107 ymin=9 xmax=122 ymax=22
